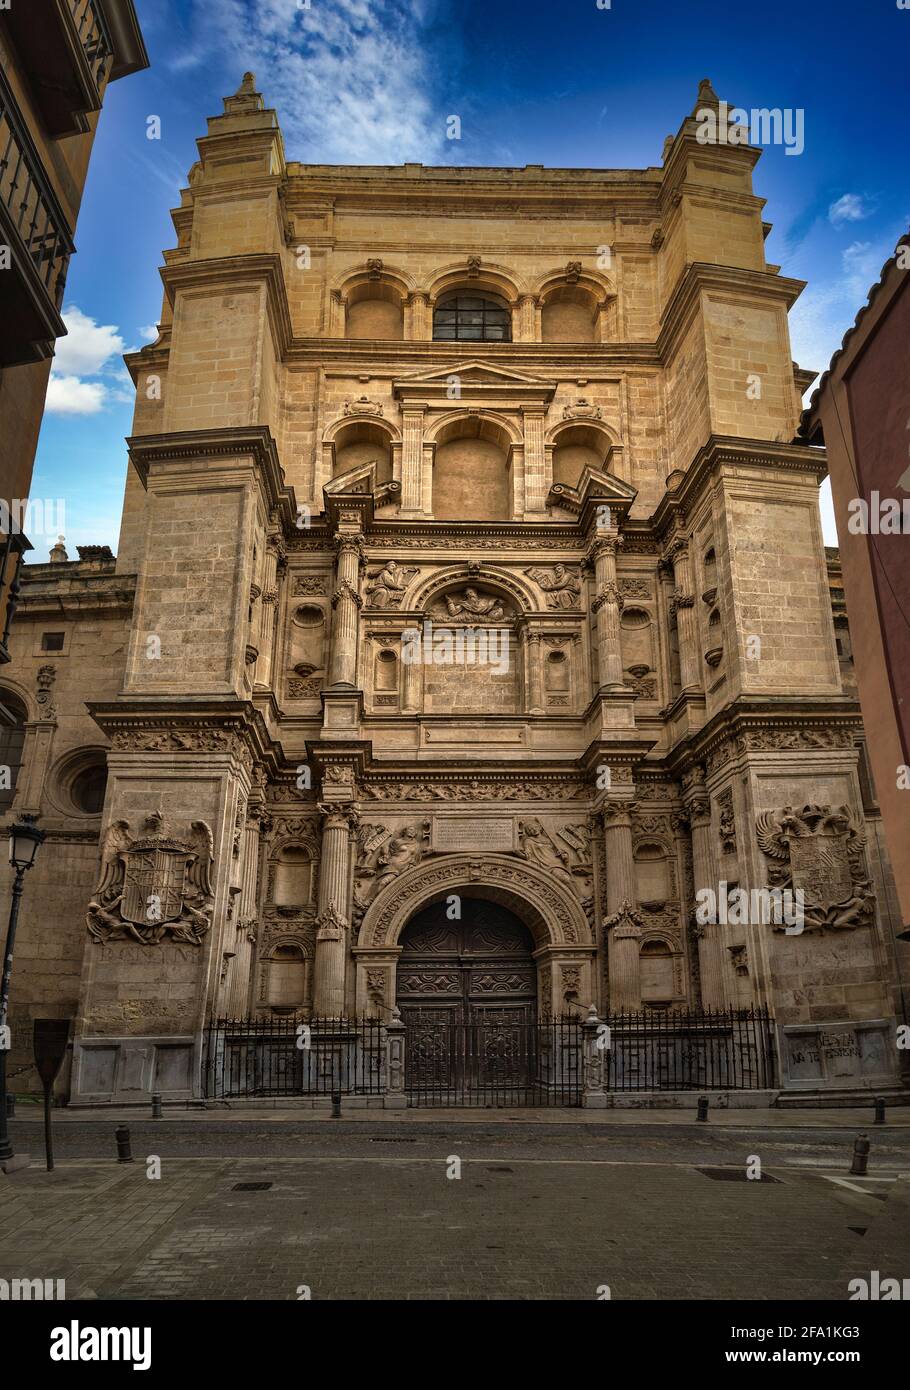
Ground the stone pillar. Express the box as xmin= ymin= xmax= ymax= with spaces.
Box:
xmin=588 ymin=536 xmax=625 ymax=689
xmin=524 ymin=630 xmax=544 ymax=713
xmin=602 ymin=801 xmax=642 ymax=1008
xmin=517 ymin=293 xmax=537 ymax=342
xmin=313 ymin=803 xmax=356 ymax=1016
xmin=664 ymin=534 xmax=700 ymax=690
xmin=400 ymin=408 xmax=426 ymax=514
xmin=328 ymin=531 xmax=364 ymax=688
xmin=401 ymin=628 xmax=422 ymax=713
xmin=521 ymin=405 xmax=547 ymax=514
xmin=226 ymin=794 xmax=264 ymax=1016
xmin=582 ymin=1005 xmax=608 ymax=1108
xmin=329 ymin=289 xmax=345 ymax=337
xmin=405 ymin=291 xmax=431 ymax=340
xmin=253 ymin=537 xmax=283 ymax=690
xmin=384 ymin=1009 xmax=407 ymax=1108
xmin=685 ymin=780 xmax=728 ymax=1008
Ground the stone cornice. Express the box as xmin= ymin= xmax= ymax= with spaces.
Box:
xmin=156 ymin=251 xmax=293 ymax=357
xmin=666 ymin=696 xmax=864 ymax=782
xmin=126 ymin=426 xmax=299 ymax=525
xmin=86 ymin=697 xmax=284 ymax=776
xmin=657 ymin=262 xmax=806 ymax=359
xmin=651 ymin=434 xmax=828 ymax=537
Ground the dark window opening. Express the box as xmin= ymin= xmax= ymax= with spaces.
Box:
xmin=433 ymin=294 xmax=511 ymax=342
xmin=41 ymin=632 xmax=65 ymax=652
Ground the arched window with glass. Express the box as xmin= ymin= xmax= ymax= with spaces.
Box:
xmin=433 ymin=293 xmax=511 ymax=342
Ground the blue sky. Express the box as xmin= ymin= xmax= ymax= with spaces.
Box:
xmin=28 ymin=0 xmax=910 ymax=560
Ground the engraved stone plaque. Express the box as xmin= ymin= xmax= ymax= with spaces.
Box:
xmin=431 ymin=816 xmax=516 ymax=853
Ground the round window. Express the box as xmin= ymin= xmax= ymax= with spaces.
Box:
xmin=71 ymin=765 xmax=108 ymax=815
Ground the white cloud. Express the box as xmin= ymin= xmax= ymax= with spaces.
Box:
xmin=44 ymin=375 xmax=107 ymax=415
xmin=139 ymin=324 xmax=160 ymax=342
xmin=53 ymin=306 xmax=125 ymax=376
xmin=189 ymin=0 xmax=446 ymax=164
xmin=828 ymin=193 xmax=871 ymax=226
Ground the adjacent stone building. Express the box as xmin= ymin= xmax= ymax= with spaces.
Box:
xmin=1 ymin=75 xmax=906 ymax=1106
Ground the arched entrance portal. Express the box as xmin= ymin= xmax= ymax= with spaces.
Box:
xmin=394 ymin=898 xmax=582 ymax=1105
xmin=396 ymin=898 xmax=537 ymax=1025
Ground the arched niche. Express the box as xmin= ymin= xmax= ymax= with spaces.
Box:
xmin=328 ymin=418 xmax=394 ymax=485
xmin=549 ymin=421 xmax=615 ymax=489
xmin=430 ymin=414 xmax=515 ymax=521
xmin=541 ymin=284 xmax=599 ymax=342
xmin=620 ymin=605 xmax=654 ymax=677
xmin=345 ymin=279 xmax=404 ymax=340
xmin=633 ymin=841 xmax=674 ymax=907
xmin=263 ymin=941 xmax=310 ymax=1012
xmin=269 ymin=843 xmax=317 ymax=909
xmin=639 ymin=937 xmax=679 ymax=1006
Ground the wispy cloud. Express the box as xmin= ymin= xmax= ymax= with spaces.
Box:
xmin=176 ymin=0 xmax=447 ymax=164
xmin=828 ymin=192 xmax=873 ymax=226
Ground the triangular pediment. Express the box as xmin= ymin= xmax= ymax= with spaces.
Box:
xmin=550 ymin=465 xmax=638 ymax=521
xmin=394 ymin=359 xmax=555 ymax=401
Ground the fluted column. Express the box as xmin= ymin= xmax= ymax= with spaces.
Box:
xmin=686 ymin=781 xmax=728 ymax=1008
xmin=405 ymin=290 xmax=431 ymax=339
xmin=313 ymin=803 xmax=356 ymax=1016
xmin=664 ymin=533 xmax=700 ymax=690
xmin=521 ymin=405 xmax=547 ymax=513
xmin=602 ymin=801 xmax=642 ymax=1008
xmin=400 ymin=407 xmax=426 ymax=513
xmin=328 ymin=531 xmax=364 ymax=687
xmin=517 ymin=293 xmax=537 ymax=341
xmin=588 ymin=536 xmax=625 ymax=689
xmin=525 ymin=630 xmax=544 ymax=713
xmin=329 ymin=289 xmax=345 ymax=337
xmin=401 ymin=627 xmax=421 ymax=713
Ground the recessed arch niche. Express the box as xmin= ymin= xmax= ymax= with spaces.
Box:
xmin=541 ymin=284 xmax=599 ymax=343
xmin=345 ymin=280 xmax=404 ymax=340
xmin=331 ymin=419 xmax=393 ymax=485
xmin=550 ymin=422 xmax=613 ymax=489
xmin=431 ymin=415 xmax=513 ymax=521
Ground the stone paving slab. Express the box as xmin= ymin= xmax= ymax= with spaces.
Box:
xmin=2 ymin=1152 xmax=904 ymax=1301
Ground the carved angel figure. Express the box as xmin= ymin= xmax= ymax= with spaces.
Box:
xmin=365 ymin=560 xmax=418 ymax=608
xmin=519 ymin=818 xmax=573 ymax=881
xmin=525 ymin=564 xmax=582 ymax=610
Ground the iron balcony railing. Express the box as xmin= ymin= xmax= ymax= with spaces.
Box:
xmin=0 ymin=66 xmax=74 ymax=318
xmin=68 ymin=0 xmax=115 ymax=92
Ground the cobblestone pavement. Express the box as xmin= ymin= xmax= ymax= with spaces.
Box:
xmin=2 ymin=1121 xmax=909 ymax=1300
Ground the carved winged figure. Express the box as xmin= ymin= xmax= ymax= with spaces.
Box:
xmin=365 ymin=560 xmax=418 ymax=608
xmin=524 ymin=564 xmax=582 ymax=610
xmin=96 ymin=819 xmax=132 ymax=897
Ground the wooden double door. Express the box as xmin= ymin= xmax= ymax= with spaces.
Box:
xmin=396 ymin=899 xmax=538 ymax=1098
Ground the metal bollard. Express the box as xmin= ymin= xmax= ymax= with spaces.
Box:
xmin=115 ymin=1125 xmax=133 ymax=1163
xmin=873 ymin=1096 xmax=886 ymax=1126
xmin=331 ymin=1092 xmax=342 ymax=1118
xmin=696 ymin=1095 xmax=709 ymax=1123
xmin=850 ymin=1133 xmax=870 ymax=1176
xmin=151 ymin=1093 xmax=163 ymax=1120
xmin=5 ymin=1093 xmax=14 ymax=1119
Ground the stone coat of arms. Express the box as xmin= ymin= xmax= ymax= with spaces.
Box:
xmin=755 ymin=803 xmax=875 ymax=932
xmin=87 ymin=810 xmax=215 ymax=945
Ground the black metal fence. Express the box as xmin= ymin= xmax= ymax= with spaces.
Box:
xmin=203 ymin=1017 xmax=385 ymax=1098
xmin=602 ymin=1006 xmax=776 ymax=1091
xmin=403 ymin=1009 xmax=583 ymax=1108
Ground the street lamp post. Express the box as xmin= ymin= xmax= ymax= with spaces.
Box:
xmin=0 ymin=815 xmax=45 ymax=1166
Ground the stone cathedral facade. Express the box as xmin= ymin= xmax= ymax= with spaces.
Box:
xmin=1 ymin=76 xmax=907 ymax=1105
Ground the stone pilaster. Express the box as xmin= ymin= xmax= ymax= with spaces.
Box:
xmin=664 ymin=533 xmax=701 ymax=691
xmin=405 ymin=291 xmax=431 ymax=340
xmin=521 ymin=405 xmax=547 ymax=515
xmin=601 ymin=800 xmax=642 ymax=1008
xmin=684 ymin=773 xmax=728 ymax=1008
xmin=400 ymin=408 xmax=426 ymax=514
xmin=516 ymin=293 xmax=537 ymax=341
xmin=312 ymin=802 xmax=357 ymax=1016
xmin=253 ymin=536 xmax=283 ymax=689
xmin=225 ymin=790 xmax=265 ymax=1016
xmin=524 ymin=630 xmax=544 ymax=713
xmin=328 ymin=531 xmax=364 ymax=688
xmin=588 ymin=536 xmax=625 ymax=689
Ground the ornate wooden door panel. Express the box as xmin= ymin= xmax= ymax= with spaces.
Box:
xmin=396 ymin=900 xmax=537 ymax=1094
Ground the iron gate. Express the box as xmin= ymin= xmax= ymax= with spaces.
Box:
xmin=403 ymin=1008 xmax=583 ymax=1107
xmin=203 ymin=1017 xmax=385 ymax=1098
xmin=604 ymin=1006 xmax=776 ymax=1091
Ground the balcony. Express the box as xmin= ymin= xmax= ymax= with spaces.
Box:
xmin=0 ymin=0 xmax=114 ymax=137
xmin=0 ymin=68 xmax=74 ymax=366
